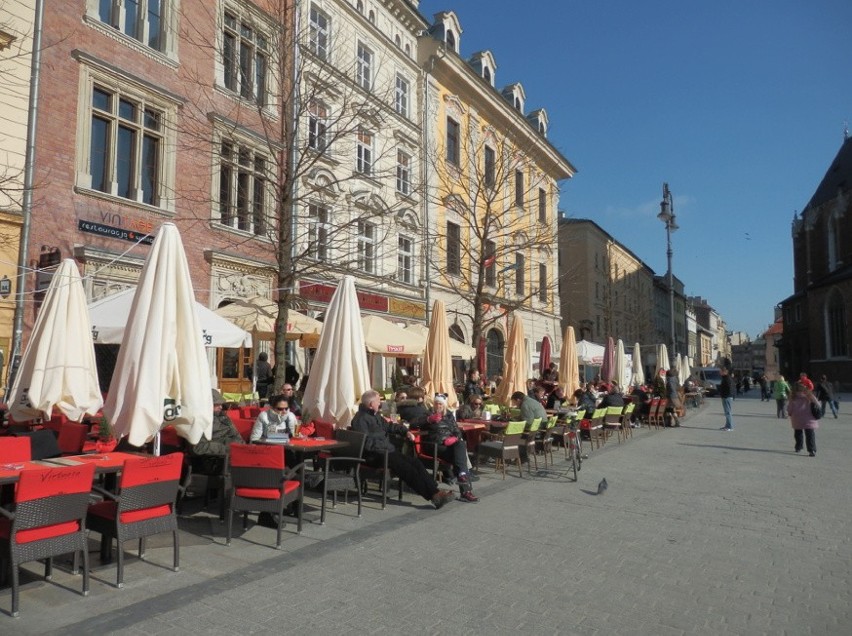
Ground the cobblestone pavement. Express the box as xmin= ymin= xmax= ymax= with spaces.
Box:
xmin=5 ymin=392 xmax=852 ymax=635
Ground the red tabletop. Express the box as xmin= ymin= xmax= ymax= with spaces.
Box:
xmin=0 ymin=461 xmax=51 ymax=483
xmin=57 ymin=451 xmax=150 ymax=471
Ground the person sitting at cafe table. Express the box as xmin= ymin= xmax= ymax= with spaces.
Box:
xmin=250 ymin=395 xmax=298 ymax=442
xmin=189 ymin=389 xmax=245 ymax=475
xmin=511 ymin=390 xmax=547 ymax=430
xmin=463 ymin=369 xmax=485 ymax=401
xmin=281 ymin=383 xmax=302 ymax=417
xmin=598 ymin=383 xmax=625 ymax=409
xmin=397 ymin=386 xmax=429 ymax=425
xmin=456 ymin=394 xmax=485 ymax=421
xmin=351 ymin=390 xmax=455 ymax=510
xmin=546 ymin=386 xmax=567 ymax=410
xmin=572 ymin=388 xmax=596 ymax=418
xmin=532 ymin=385 xmax=548 ymax=407
xmin=413 ymin=395 xmax=479 ymax=502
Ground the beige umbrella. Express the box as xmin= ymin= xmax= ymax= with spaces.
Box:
xmin=630 ymin=342 xmax=645 ymax=386
xmin=559 ymin=325 xmax=580 ymax=396
xmin=494 ymin=314 xmax=528 ymax=406
xmin=214 ymin=296 xmax=321 ymax=342
xmin=361 ymin=315 xmax=426 ymax=357
xmin=104 ymin=223 xmax=213 ymax=448
xmin=420 ymin=300 xmax=459 ymax=409
xmin=301 ymin=276 xmax=370 ymax=427
xmin=404 ymin=323 xmax=475 ymax=358
xmin=8 ymin=259 xmax=103 ymax=422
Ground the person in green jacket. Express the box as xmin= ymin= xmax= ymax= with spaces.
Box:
xmin=773 ymin=374 xmax=791 ymax=419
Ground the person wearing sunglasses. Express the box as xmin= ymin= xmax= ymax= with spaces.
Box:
xmin=250 ymin=395 xmax=297 ymax=442
xmin=456 ymin=394 xmax=485 ymax=421
xmin=421 ymin=395 xmax=479 ymax=502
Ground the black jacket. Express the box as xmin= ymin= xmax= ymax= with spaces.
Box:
xmin=350 ymin=404 xmax=407 ymax=454
xmin=418 ymin=411 xmax=460 ymax=446
xmin=397 ymin=401 xmax=429 ymax=425
xmin=719 ymin=374 xmax=735 ymax=398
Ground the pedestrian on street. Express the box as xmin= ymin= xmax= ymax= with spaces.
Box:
xmin=758 ymin=374 xmax=770 ymax=401
xmin=719 ymin=367 xmax=735 ymax=431
xmin=773 ymin=374 xmax=791 ymax=419
xmin=787 ymin=381 xmax=819 ymax=457
xmin=798 ymin=372 xmax=814 ymax=392
xmin=815 ymin=375 xmax=838 ymax=419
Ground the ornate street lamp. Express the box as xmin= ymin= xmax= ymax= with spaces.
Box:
xmin=658 ymin=183 xmax=678 ymax=366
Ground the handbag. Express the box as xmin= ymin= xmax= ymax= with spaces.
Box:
xmin=442 ymin=435 xmax=459 ymax=446
xmin=810 ymin=401 xmax=823 ymax=420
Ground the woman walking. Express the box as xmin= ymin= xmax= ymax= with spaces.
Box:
xmin=773 ymin=374 xmax=790 ymax=419
xmin=787 ymin=381 xmax=819 ymax=457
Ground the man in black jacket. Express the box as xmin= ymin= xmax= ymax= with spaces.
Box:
xmin=351 ymin=390 xmax=454 ymax=509
xmin=719 ymin=368 xmax=735 ymax=431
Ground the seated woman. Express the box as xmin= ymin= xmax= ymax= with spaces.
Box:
xmin=416 ymin=395 xmax=479 ymax=502
xmin=397 ymin=386 xmax=429 ymax=425
xmin=546 ymin=386 xmax=566 ymax=410
xmin=456 ymin=394 xmax=485 ymax=421
xmin=250 ymin=394 xmax=298 ymax=442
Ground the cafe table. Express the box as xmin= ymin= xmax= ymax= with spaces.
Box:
xmin=254 ymin=437 xmax=349 ymax=523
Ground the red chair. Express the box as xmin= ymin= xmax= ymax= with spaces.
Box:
xmin=0 ymin=463 xmax=96 ymax=617
xmin=312 ymin=420 xmax=335 ymax=439
xmin=42 ymin=413 xmax=68 ymax=433
xmin=239 ymin=406 xmax=252 ymax=419
xmin=226 ymin=444 xmax=304 ymax=549
xmin=57 ymin=423 xmax=89 ymax=455
xmin=86 ymin=453 xmax=182 ymax=588
xmin=0 ymin=437 xmax=31 ymax=463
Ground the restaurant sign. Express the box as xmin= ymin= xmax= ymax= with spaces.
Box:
xmin=387 ymin=345 xmax=405 ymax=353
xmin=300 ymin=281 xmax=389 ymax=312
xmin=78 ymin=220 xmax=155 ymax=245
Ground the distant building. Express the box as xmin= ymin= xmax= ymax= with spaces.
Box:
xmin=779 ymin=136 xmax=852 ymax=388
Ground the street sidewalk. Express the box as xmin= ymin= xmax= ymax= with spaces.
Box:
xmin=5 ymin=394 xmax=852 ymax=634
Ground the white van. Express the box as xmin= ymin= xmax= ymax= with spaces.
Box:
xmin=698 ymin=368 xmax=723 ymax=396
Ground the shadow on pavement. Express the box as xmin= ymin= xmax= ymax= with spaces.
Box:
xmin=677 ymin=442 xmax=793 ymax=455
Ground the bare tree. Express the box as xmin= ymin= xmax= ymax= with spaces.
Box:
xmin=425 ymin=129 xmax=562 ymax=367
xmin=176 ymin=1 xmax=422 ymax=391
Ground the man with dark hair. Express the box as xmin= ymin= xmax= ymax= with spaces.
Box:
xmin=511 ymin=390 xmax=547 ymax=429
xmin=351 ymin=390 xmax=454 ymax=510
xmin=815 ymin=375 xmax=838 ymax=418
xmin=719 ymin=367 xmax=736 ymax=431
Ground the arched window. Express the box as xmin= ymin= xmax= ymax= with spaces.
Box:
xmin=446 ymin=30 xmax=456 ymax=52
xmin=404 ymin=43 xmax=411 ymax=56
xmin=828 ymin=213 xmax=841 ymax=271
xmin=356 ymin=1 xmax=363 ymax=13
xmin=826 ymin=289 xmax=847 ymax=358
xmin=483 ymin=67 xmax=491 ymax=84
xmin=394 ymin=34 xmax=400 ymax=47
xmin=368 ymin=10 xmax=375 ymax=24
xmin=486 ymin=328 xmax=505 ymax=379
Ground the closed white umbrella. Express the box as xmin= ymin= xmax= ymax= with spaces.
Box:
xmin=90 ymin=288 xmax=251 ymax=348
xmin=103 ymin=223 xmax=213 ymax=448
xmin=301 ymin=276 xmax=370 ymax=427
xmin=630 ymin=342 xmax=645 ymax=387
xmin=8 ymin=259 xmax=103 ymax=422
xmin=614 ymin=339 xmax=628 ymax=390
xmin=656 ymin=344 xmax=670 ymax=373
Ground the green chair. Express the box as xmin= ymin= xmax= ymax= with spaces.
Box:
xmin=535 ymin=414 xmax=558 ymax=466
xmin=603 ymin=406 xmax=626 ymax=444
xmin=476 ymin=420 xmax=526 ymax=479
xmin=483 ymin=403 xmax=501 ymax=416
xmin=520 ymin=417 xmax=542 ymax=474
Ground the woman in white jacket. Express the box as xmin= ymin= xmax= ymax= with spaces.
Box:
xmin=250 ymin=394 xmax=298 ymax=442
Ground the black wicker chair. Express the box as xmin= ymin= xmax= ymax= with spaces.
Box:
xmin=311 ymin=429 xmax=366 ymax=524
xmin=475 ymin=420 xmax=526 ymax=479
xmin=86 ymin=453 xmax=182 ymax=588
xmin=226 ymin=444 xmax=304 ymax=549
xmin=0 ymin=463 xmax=96 ymax=617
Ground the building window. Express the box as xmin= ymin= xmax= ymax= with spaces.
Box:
xmin=356 ymin=42 xmax=373 ymax=90
xmin=218 ymin=139 xmax=268 ymax=235
xmin=515 ymin=170 xmax=524 ymax=207
xmin=357 ymin=221 xmax=376 ymax=274
xmin=394 ymin=35 xmax=401 ymax=47
xmin=446 ymin=117 xmax=460 ymax=166
xmin=89 ymin=85 xmax=163 ymax=205
xmin=538 ymin=188 xmax=547 ymax=223
xmin=446 ymin=29 xmax=456 ymax=52
xmin=97 ymin=0 xmax=165 ymax=51
xmin=483 ymin=67 xmax=492 ymax=84
xmin=484 ymin=146 xmax=495 ymax=187
xmin=356 ymin=1 xmax=363 ymax=12
xmin=308 ymin=203 xmax=329 ymax=261
xmin=539 ymin=263 xmax=547 ymax=302
xmin=308 ymin=4 xmax=330 ymax=61
xmin=222 ymin=9 xmax=268 ymax=105
xmin=396 ymin=150 xmax=411 ymax=195
xmin=484 ymin=239 xmax=496 ymax=287
xmin=308 ymin=100 xmax=329 ymax=151
xmin=447 ymin=221 xmax=461 ymax=275
xmin=515 ymin=253 xmax=525 ymax=295
xmin=356 ymin=129 xmax=373 ymax=175
xmin=395 ymin=74 xmax=409 ymax=118
xmin=398 ymin=235 xmax=413 ymax=284
xmin=368 ymin=10 xmax=375 ymax=24
xmin=827 ymin=291 xmax=847 ymax=357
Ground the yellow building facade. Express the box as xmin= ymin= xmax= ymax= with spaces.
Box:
xmin=418 ymin=11 xmax=574 ymax=378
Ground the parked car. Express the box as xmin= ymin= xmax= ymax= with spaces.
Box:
xmin=698 ymin=367 xmax=723 ymax=396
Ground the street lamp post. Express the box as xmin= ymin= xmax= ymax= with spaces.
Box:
xmin=658 ymin=183 xmax=678 ymax=366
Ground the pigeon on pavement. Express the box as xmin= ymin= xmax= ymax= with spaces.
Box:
xmin=597 ymin=478 xmax=608 ymax=495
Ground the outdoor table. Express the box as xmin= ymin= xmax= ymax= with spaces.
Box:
xmin=456 ymin=421 xmax=489 ymax=451
xmin=254 ymin=438 xmax=349 ymax=523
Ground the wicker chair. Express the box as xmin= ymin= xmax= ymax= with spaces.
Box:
xmin=475 ymin=420 xmax=526 ymax=479
xmin=0 ymin=463 xmax=96 ymax=617
xmin=520 ymin=417 xmax=542 ymax=474
xmin=311 ymin=429 xmax=366 ymax=524
xmin=0 ymin=436 xmax=31 ymax=463
xmin=86 ymin=453 xmax=182 ymax=588
xmin=535 ymin=414 xmax=558 ymax=466
xmin=57 ymin=422 xmax=89 ymax=455
xmin=226 ymin=444 xmax=304 ymax=549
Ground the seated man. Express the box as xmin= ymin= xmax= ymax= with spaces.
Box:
xmin=598 ymin=383 xmax=625 ymax=409
xmin=456 ymin=394 xmax=485 ymax=421
xmin=511 ymin=390 xmax=547 ymax=430
xmin=351 ymin=390 xmax=454 ymax=510
xmin=189 ymin=389 xmax=244 ymax=475
xmin=281 ymin=384 xmax=302 ymax=417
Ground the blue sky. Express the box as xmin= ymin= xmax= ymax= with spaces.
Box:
xmin=418 ymin=0 xmax=852 ymax=338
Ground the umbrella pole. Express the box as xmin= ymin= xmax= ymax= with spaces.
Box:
xmin=153 ymin=431 xmax=161 ymax=457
